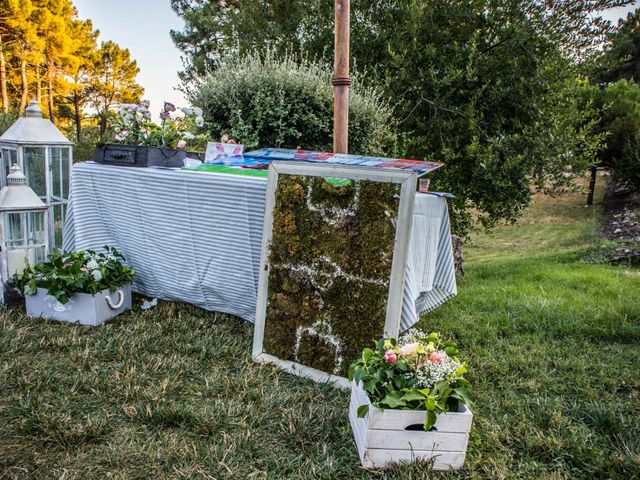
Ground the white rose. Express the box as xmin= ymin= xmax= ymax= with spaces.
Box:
xmin=91 ymin=269 xmax=102 ymax=281
xmin=399 ymin=342 xmax=420 ymax=360
xmin=86 ymin=259 xmax=99 ymax=270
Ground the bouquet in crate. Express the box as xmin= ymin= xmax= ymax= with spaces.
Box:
xmin=349 ymin=329 xmax=473 ymax=430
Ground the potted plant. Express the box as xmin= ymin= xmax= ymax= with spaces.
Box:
xmin=348 ymin=329 xmax=473 ymax=470
xmin=95 ymin=101 xmax=209 ymax=167
xmin=14 ymin=247 xmax=135 ymax=326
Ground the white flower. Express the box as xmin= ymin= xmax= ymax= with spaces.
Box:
xmin=91 ymin=269 xmax=103 ymax=281
xmin=193 ymin=107 xmax=203 ymax=117
xmin=183 ymin=133 xmax=195 ymax=140
xmin=181 ymin=107 xmax=194 ymax=115
xmin=195 ymin=116 xmax=204 ymax=127
xmin=399 ymin=342 xmax=420 ymax=360
xmin=86 ymin=259 xmax=99 ymax=270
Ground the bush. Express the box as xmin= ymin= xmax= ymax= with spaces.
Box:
xmin=587 ymin=79 xmax=640 ymax=191
xmin=189 ymin=51 xmax=396 ymax=155
xmin=0 ymin=111 xmax=18 ymax=136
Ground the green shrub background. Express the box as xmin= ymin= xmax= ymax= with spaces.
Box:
xmin=189 ymin=51 xmax=396 ymax=156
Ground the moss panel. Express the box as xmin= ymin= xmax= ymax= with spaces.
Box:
xmin=263 ymin=174 xmax=400 ymax=376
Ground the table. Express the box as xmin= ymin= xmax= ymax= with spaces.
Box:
xmin=63 ymin=163 xmax=456 ymax=330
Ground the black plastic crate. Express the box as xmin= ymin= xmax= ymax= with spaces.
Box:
xmin=94 ymin=144 xmax=187 ymax=168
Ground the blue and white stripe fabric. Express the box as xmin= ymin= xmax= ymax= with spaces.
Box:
xmin=63 ymin=162 xmax=456 ymax=330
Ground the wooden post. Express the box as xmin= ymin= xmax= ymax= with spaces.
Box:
xmin=333 ymin=0 xmax=351 ymax=154
xmin=586 ymin=165 xmax=597 ymax=206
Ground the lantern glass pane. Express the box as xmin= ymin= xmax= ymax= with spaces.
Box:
xmin=52 ymin=204 xmax=64 ymax=249
xmin=5 ymin=213 xmax=27 ymax=276
xmin=5 ymin=212 xmax=25 ymax=247
xmin=23 ymin=147 xmax=47 ymax=200
xmin=0 ymin=148 xmax=17 ymax=187
xmin=27 ymin=211 xmax=46 ymax=245
xmin=32 ymin=245 xmax=46 ymax=264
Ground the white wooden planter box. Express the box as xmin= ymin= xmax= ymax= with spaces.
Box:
xmin=25 ymin=284 xmax=132 ymax=326
xmin=349 ymin=381 xmax=473 ymax=470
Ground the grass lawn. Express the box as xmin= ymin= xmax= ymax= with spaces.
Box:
xmin=1 ymin=181 xmax=639 ymax=479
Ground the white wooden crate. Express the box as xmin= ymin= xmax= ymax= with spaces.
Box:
xmin=349 ymin=382 xmax=472 ymax=470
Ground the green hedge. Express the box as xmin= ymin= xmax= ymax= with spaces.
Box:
xmin=190 ymin=52 xmax=396 ymax=155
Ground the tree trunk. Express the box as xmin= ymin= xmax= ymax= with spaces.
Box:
xmin=74 ymin=93 xmax=82 ymax=141
xmin=586 ymin=165 xmax=598 ymax=206
xmin=36 ymin=65 xmax=42 ymax=103
xmin=451 ymin=234 xmax=464 ymax=278
xmin=0 ymin=36 xmax=8 ymax=113
xmin=47 ymin=62 xmax=55 ymax=123
xmin=19 ymin=58 xmax=28 ymax=113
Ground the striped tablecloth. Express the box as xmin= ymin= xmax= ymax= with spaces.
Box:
xmin=63 ymin=162 xmax=456 ymax=330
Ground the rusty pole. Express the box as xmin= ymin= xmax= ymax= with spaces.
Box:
xmin=333 ymin=0 xmax=351 ymax=154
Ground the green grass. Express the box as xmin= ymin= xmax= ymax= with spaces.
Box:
xmin=1 ymin=183 xmax=639 ymax=479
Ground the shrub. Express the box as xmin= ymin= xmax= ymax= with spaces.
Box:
xmin=189 ymin=51 xmax=396 ymax=155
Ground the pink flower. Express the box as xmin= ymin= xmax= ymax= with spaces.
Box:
xmin=62 ymin=263 xmax=71 ymax=269
xmin=177 ymin=140 xmax=187 ymax=149
xmin=81 ymin=267 xmax=89 ymax=273
xmin=383 ymin=349 xmax=397 ymax=365
xmin=429 ymin=352 xmax=445 ymax=364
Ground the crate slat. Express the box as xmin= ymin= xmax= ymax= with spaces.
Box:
xmin=349 ymin=382 xmax=472 ymax=470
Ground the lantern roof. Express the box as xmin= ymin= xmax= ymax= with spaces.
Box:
xmin=0 ymin=100 xmax=72 ymax=146
xmin=0 ymin=164 xmax=47 ymax=211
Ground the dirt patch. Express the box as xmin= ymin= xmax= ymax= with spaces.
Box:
xmin=594 ymin=180 xmax=640 ymax=265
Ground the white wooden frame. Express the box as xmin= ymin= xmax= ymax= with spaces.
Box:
xmin=252 ymin=161 xmax=418 ymax=387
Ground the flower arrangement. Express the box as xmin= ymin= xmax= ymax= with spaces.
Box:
xmin=349 ymin=329 xmax=473 ymax=430
xmin=111 ymin=101 xmax=208 ymax=150
xmin=14 ymin=247 xmax=135 ymax=304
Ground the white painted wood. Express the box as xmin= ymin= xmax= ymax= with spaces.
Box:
xmin=352 ymin=381 xmax=473 ymax=432
xmin=349 ymin=408 xmax=466 ymax=470
xmin=252 ymin=161 xmax=418 ymax=386
xmin=251 ymin=162 xmax=279 ymax=359
xmin=254 ymin=353 xmax=350 ymax=388
xmin=348 ymin=382 xmax=471 ymax=470
xmin=384 ymin=173 xmax=417 ymax=336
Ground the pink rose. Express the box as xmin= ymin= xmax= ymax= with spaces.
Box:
xmin=383 ymin=349 xmax=398 ymax=365
xmin=177 ymin=140 xmax=187 ymax=149
xmin=429 ymin=352 xmax=445 ymax=364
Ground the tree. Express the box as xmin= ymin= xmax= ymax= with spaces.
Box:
xmin=593 ymin=9 xmax=640 ymax=85
xmin=62 ymin=17 xmax=98 ymax=140
xmin=89 ymin=41 xmax=143 ymax=134
xmin=172 ymin=0 xmax=623 ymax=233
xmin=582 ymin=79 xmax=640 ymax=191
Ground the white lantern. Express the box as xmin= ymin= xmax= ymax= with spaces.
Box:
xmin=0 ymin=100 xmax=72 ymax=249
xmin=0 ymin=164 xmax=49 ymax=299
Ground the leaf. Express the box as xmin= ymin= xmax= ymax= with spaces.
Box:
xmin=357 ymin=404 xmax=369 ymax=418
xmin=362 ymin=348 xmax=374 ymax=362
xmin=401 ymin=390 xmax=427 ymax=402
xmin=379 ymin=391 xmax=406 ymax=409
xmin=453 ymin=386 xmax=474 ymax=405
xmin=424 ymin=410 xmax=437 ymax=430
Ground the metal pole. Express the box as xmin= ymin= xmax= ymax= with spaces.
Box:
xmin=333 ymin=0 xmax=351 ymax=154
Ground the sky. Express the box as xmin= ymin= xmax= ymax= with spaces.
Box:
xmin=73 ymin=0 xmax=187 ymax=121
xmin=73 ymin=1 xmax=637 ymax=122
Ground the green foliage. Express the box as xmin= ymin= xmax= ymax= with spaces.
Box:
xmin=349 ymin=333 xmax=472 ymax=430
xmin=0 ymin=110 xmax=17 ymax=135
xmin=582 ymin=78 xmax=640 ymax=190
xmin=72 ymin=125 xmax=107 ymax=163
xmin=173 ymin=0 xmax=623 ymax=234
xmin=190 ymin=51 xmax=396 ymax=155
xmin=264 ymin=175 xmax=399 ymax=376
xmin=592 ymin=9 xmax=640 ymax=84
xmin=14 ymin=247 xmax=135 ymax=304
